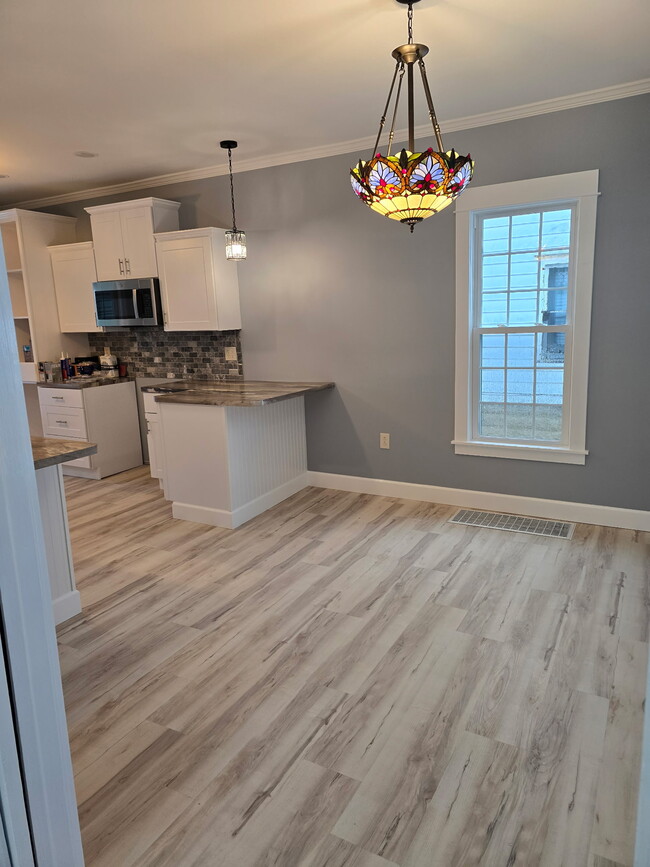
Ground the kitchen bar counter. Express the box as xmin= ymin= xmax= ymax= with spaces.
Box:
xmin=142 ymin=379 xmax=334 ymax=407
xmin=31 ymin=436 xmax=97 ymax=469
xmin=31 ymin=437 xmax=97 ymax=625
xmin=146 ymin=379 xmax=334 ymax=528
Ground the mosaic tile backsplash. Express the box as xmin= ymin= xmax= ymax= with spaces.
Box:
xmin=87 ymin=328 xmax=243 ymax=379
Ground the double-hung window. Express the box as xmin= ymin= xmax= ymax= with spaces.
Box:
xmin=454 ymin=171 xmax=599 ymax=464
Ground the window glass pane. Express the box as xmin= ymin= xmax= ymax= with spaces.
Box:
xmin=481 ymin=293 xmax=507 ymax=326
xmin=480 ymin=403 xmax=505 ymax=438
xmin=510 ymin=212 xmax=540 ymax=252
xmin=541 ymin=208 xmax=572 ymax=250
xmin=479 ymin=207 xmax=573 ymax=327
xmin=506 ymin=333 xmax=535 ymax=367
xmin=478 ymin=331 xmax=565 ymax=442
xmin=480 ymin=333 xmax=505 ymax=367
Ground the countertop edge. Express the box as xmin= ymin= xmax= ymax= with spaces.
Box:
xmin=144 ymin=380 xmax=335 ymax=408
xmin=32 ymin=437 xmax=98 ymax=470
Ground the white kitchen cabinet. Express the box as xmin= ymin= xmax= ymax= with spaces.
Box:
xmin=143 ymin=393 xmax=164 ymax=480
xmin=154 ymin=227 xmax=241 ymax=331
xmin=86 ymin=198 xmax=180 ymax=281
xmin=0 ymin=209 xmax=89 ymax=385
xmin=49 ymin=241 xmax=100 ymax=332
xmin=38 ymin=382 xmax=142 ymax=479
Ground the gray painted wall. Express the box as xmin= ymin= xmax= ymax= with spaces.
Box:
xmin=50 ymin=94 xmax=650 ymax=510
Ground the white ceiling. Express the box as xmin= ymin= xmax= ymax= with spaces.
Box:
xmin=1 ymin=0 xmax=648 ymax=207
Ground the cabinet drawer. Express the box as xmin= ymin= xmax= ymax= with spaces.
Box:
xmin=41 ymin=406 xmax=87 ymax=439
xmin=39 ymin=388 xmax=84 ymax=409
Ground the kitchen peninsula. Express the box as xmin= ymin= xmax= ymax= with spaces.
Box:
xmin=32 ymin=436 xmax=97 ymax=623
xmin=142 ymin=380 xmax=334 ymax=528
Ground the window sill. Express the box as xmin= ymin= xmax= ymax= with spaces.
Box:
xmin=452 ymin=440 xmax=588 ymax=465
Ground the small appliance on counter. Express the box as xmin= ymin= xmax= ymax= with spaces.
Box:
xmin=74 ymin=355 xmax=101 ymax=377
xmin=99 ymin=347 xmax=119 ymax=378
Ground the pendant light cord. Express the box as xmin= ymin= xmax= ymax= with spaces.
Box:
xmin=227 ymin=148 xmax=238 ymax=232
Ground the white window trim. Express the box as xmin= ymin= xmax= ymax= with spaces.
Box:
xmin=453 ymin=170 xmax=599 ymax=465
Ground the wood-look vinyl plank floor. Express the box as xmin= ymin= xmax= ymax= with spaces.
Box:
xmin=59 ymin=468 xmax=649 ymax=867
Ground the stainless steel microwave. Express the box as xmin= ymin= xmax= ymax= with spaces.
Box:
xmin=93 ymin=278 xmax=163 ymax=327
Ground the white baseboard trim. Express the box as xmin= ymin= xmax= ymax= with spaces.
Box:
xmin=231 ymin=474 xmax=310 ymax=528
xmin=52 ymin=590 xmax=81 ymax=626
xmin=307 ymin=472 xmax=650 ymax=532
xmin=172 ymin=473 xmax=310 ymax=530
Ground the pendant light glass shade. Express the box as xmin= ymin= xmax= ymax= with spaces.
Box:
xmin=351 ymin=1 xmax=474 ymax=231
xmin=220 ymin=139 xmax=247 ymax=259
xmin=225 ymin=230 xmax=247 ymax=260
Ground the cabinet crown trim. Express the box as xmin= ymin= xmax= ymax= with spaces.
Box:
xmin=0 ymin=208 xmax=76 ymax=225
xmin=154 ymin=227 xmax=225 ymax=241
xmin=84 ymin=197 xmax=180 ymax=215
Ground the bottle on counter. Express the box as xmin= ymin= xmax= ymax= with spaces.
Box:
xmin=22 ymin=345 xmax=34 ymax=363
xmin=60 ymin=351 xmax=72 ymax=381
xmin=99 ymin=346 xmax=119 ymax=379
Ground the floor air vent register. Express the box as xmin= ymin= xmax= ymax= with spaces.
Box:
xmin=448 ymin=509 xmax=575 ymax=539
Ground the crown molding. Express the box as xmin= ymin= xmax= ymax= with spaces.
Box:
xmin=8 ymin=78 xmax=650 ymax=211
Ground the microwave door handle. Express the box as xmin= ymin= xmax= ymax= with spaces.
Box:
xmin=132 ymin=288 xmax=140 ymax=320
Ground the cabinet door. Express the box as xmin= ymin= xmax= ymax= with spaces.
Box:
xmin=90 ymin=211 xmax=125 ymax=280
xmin=120 ymin=208 xmax=157 ymax=279
xmin=145 ymin=414 xmax=163 ymax=479
xmin=50 ymin=246 xmax=100 ymax=332
xmin=157 ymin=235 xmax=217 ymax=330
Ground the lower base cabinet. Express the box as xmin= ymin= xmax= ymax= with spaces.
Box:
xmin=38 ymin=382 xmax=142 ymax=479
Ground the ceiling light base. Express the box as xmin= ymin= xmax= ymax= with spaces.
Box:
xmin=391 ymin=42 xmax=429 ymax=63
xmin=395 ymin=0 xmax=422 ymax=5
xmin=220 ymin=140 xmax=238 ymax=150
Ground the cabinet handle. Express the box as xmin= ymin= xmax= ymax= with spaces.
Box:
xmin=125 ymin=258 xmax=131 ymax=275
xmin=146 ymin=421 xmax=151 ymax=433
xmin=55 ymin=419 xmax=68 ymax=425
xmin=119 ymin=258 xmax=125 ymax=275
xmin=52 ymin=396 xmax=64 ymax=400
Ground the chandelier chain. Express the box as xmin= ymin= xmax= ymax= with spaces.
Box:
xmin=227 ymin=148 xmax=238 ymax=232
xmin=407 ymin=3 xmax=413 ymax=43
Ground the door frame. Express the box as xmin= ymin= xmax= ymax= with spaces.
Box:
xmin=0 ymin=237 xmax=84 ymax=864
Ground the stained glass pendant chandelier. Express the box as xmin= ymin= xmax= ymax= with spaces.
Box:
xmin=351 ymin=0 xmax=474 ymax=232
xmin=220 ymin=140 xmax=247 ymax=259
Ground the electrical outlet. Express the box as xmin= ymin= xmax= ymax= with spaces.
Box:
xmin=379 ymin=432 xmax=390 ymax=449
xmin=225 ymin=346 xmax=238 ymax=362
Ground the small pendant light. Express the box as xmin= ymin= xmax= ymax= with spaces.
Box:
xmin=220 ymin=140 xmax=247 ymax=259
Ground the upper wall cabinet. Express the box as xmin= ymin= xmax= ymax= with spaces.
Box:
xmin=0 ymin=209 xmax=89 ymax=382
xmin=49 ymin=241 xmax=100 ymax=333
xmin=154 ymin=228 xmax=241 ymax=331
xmin=85 ymin=198 xmax=180 ymax=281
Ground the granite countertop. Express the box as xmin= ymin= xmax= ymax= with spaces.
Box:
xmin=31 ymin=436 xmax=97 ymax=469
xmin=142 ymin=380 xmax=335 ymax=407
xmin=38 ymin=376 xmax=135 ymax=390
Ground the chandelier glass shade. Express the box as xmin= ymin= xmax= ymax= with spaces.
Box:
xmin=220 ymin=140 xmax=247 ymax=260
xmin=351 ymin=1 xmax=474 ymax=231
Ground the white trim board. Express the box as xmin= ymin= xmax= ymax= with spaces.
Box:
xmin=172 ymin=473 xmax=310 ymax=529
xmin=8 ymin=79 xmax=650 ymax=210
xmin=307 ymin=472 xmax=650 ymax=532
